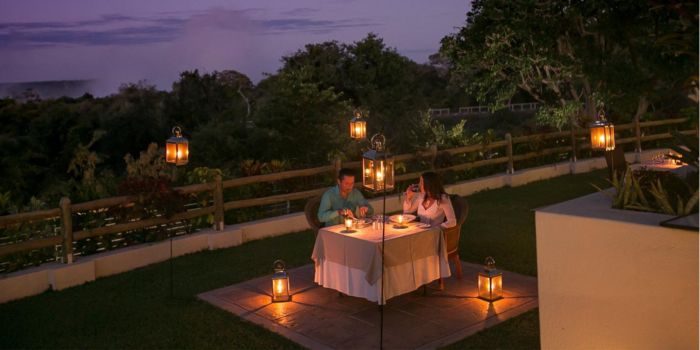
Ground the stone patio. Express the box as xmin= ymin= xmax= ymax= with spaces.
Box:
xmin=198 ymin=261 xmax=538 ymax=349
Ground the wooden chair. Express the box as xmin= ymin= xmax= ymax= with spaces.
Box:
xmin=439 ymin=194 xmax=469 ymax=289
xmin=304 ymin=196 xmax=322 ymax=236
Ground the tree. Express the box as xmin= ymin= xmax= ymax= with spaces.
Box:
xmin=441 ymin=0 xmax=697 ymax=129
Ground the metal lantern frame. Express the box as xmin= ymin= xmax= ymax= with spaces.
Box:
xmin=349 ymin=110 xmax=367 ymax=140
xmin=165 ymin=126 xmax=189 ymax=165
xmin=361 ymin=133 xmax=395 ymax=193
xmin=589 ymin=110 xmax=615 ymax=151
xmin=271 ymin=260 xmax=291 ymax=302
xmin=478 ymin=257 xmax=503 ymax=301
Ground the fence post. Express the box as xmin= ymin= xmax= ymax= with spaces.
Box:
xmin=334 ymin=157 xmax=342 ymax=175
xmin=59 ymin=197 xmax=73 ymax=264
xmin=569 ymin=123 xmax=577 ymax=162
xmin=505 ymin=133 xmax=514 ymax=174
xmin=634 ymin=116 xmax=642 ymax=163
xmin=429 ymin=144 xmax=438 ymax=169
xmin=213 ymin=175 xmax=225 ymax=231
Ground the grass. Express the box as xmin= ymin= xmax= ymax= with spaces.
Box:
xmin=460 ymin=169 xmax=609 ymax=276
xmin=0 ymin=169 xmax=609 ymax=349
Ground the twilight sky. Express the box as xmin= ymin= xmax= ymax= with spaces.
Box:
xmin=0 ymin=0 xmax=469 ymax=95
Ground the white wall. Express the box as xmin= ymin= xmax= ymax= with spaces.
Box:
xmin=536 ymin=191 xmax=698 ymax=349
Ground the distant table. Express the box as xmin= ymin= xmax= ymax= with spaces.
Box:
xmin=311 ymin=222 xmax=450 ymax=304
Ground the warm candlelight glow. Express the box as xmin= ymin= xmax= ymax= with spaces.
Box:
xmin=345 ymin=218 xmax=353 ymax=230
xmin=398 ymin=215 xmax=403 ymax=224
xmin=166 ymin=126 xmax=189 ymax=166
xmin=478 ymin=257 xmax=503 ymax=301
xmin=376 ymin=170 xmax=384 ymax=181
xmin=589 ymin=120 xmax=615 ymax=151
xmin=275 ymin=279 xmax=284 ymax=294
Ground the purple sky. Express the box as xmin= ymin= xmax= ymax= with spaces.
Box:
xmin=0 ymin=0 xmax=469 ymax=95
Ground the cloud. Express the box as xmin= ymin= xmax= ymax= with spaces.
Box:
xmin=0 ymin=9 xmax=377 ymax=48
xmin=257 ymin=18 xmax=376 ymax=35
xmin=0 ymin=14 xmax=187 ymax=48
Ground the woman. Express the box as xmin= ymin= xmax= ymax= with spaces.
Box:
xmin=403 ymin=171 xmax=456 ymax=228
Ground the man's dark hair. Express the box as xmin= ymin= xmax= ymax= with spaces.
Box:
xmin=337 ymin=168 xmax=355 ymax=181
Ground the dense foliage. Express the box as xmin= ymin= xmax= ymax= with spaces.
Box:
xmin=440 ymin=0 xmax=698 ymax=129
xmin=1 ymin=1 xmax=697 ymax=211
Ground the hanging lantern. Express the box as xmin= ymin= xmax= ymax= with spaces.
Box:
xmin=165 ymin=126 xmax=189 ymax=165
xmin=271 ymin=260 xmax=291 ymax=302
xmin=349 ymin=110 xmax=367 ymax=140
xmin=478 ymin=256 xmax=503 ymax=301
xmin=362 ymin=134 xmax=394 ymax=193
xmin=589 ymin=113 xmax=615 ymax=151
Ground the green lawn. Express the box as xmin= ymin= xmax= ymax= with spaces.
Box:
xmin=0 ymin=169 xmax=609 ymax=349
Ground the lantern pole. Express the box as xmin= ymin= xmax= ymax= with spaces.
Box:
xmin=165 ymin=125 xmax=189 ymax=298
xmin=379 ymin=140 xmax=386 ymax=350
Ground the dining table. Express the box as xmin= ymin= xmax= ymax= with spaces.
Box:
xmin=311 ymin=218 xmax=451 ymax=304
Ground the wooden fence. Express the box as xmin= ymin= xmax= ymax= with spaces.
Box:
xmin=0 ymin=118 xmax=695 ymax=266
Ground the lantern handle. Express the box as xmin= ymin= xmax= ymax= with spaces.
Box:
xmin=370 ymin=133 xmax=386 ymax=152
xmin=597 ymin=109 xmax=607 ymax=122
xmin=273 ymin=259 xmax=286 ymax=272
xmin=172 ymin=126 xmax=182 ymax=137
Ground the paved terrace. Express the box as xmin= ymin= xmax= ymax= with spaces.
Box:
xmin=199 ymin=262 xmax=538 ymax=349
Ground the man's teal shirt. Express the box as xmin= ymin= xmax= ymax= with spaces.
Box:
xmin=317 ymin=185 xmax=374 ymax=226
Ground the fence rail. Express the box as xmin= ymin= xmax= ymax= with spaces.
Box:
xmin=0 ymin=117 xmax=695 ymax=267
xmin=430 ymin=102 xmax=541 ymax=117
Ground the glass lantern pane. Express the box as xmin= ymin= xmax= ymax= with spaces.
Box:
xmin=604 ymin=125 xmax=615 ymax=151
xmin=363 ymin=159 xmax=374 ymax=190
xmin=478 ymin=274 xmax=490 ymax=299
xmin=272 ymin=277 xmax=290 ymax=302
xmin=491 ymin=274 xmax=503 ymax=299
xmin=590 ymin=126 xmax=605 ymax=150
xmin=166 ymin=143 xmax=177 ymax=163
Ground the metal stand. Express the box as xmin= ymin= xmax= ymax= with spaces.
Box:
xmin=379 ymin=153 xmax=387 ymax=350
xmin=170 ymin=234 xmax=174 ymax=298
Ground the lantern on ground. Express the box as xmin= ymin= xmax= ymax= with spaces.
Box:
xmin=271 ymin=260 xmax=291 ymax=302
xmin=165 ymin=126 xmax=189 ymax=165
xmin=478 ymin=256 xmax=503 ymax=301
xmin=589 ymin=112 xmax=615 ymax=151
xmin=349 ymin=110 xmax=367 ymax=140
xmin=362 ymin=134 xmax=394 ymax=193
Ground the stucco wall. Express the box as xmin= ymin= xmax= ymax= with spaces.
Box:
xmin=536 ymin=191 xmax=699 ymax=349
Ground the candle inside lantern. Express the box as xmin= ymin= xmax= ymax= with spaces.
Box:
xmin=275 ymin=279 xmax=284 ymax=295
xmin=345 ymin=218 xmax=353 ymax=230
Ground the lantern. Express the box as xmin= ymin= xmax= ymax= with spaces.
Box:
xmin=271 ymin=260 xmax=291 ymax=302
xmin=165 ymin=126 xmax=189 ymax=165
xmin=589 ymin=120 xmax=615 ymax=151
xmin=349 ymin=110 xmax=367 ymax=140
xmin=478 ymin=257 xmax=503 ymax=301
xmin=362 ymin=134 xmax=394 ymax=193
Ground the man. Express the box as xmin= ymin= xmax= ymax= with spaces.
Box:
xmin=317 ymin=168 xmax=374 ymax=227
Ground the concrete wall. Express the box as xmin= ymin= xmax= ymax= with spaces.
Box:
xmin=0 ymin=149 xmax=668 ymax=304
xmin=536 ymin=191 xmax=698 ymax=350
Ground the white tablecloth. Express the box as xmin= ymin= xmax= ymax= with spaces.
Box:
xmin=311 ymin=222 xmax=451 ymax=304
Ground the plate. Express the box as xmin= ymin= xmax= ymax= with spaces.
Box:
xmin=389 ymin=214 xmax=416 ymax=223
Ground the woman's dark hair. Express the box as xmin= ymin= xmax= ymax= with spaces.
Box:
xmin=421 ymin=171 xmax=447 ymax=203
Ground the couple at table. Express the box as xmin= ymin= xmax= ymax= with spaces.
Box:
xmin=317 ymin=168 xmax=456 ymax=229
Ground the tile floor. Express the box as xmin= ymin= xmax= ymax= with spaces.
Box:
xmin=199 ymin=261 xmax=538 ymax=350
